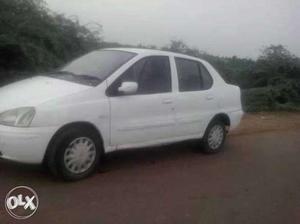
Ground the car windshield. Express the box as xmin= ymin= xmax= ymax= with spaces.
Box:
xmin=47 ymin=50 xmax=137 ymax=86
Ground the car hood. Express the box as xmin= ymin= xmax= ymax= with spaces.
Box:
xmin=0 ymin=76 xmax=92 ymax=112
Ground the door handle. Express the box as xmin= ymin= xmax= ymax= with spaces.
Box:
xmin=162 ymin=99 xmax=173 ymax=104
xmin=205 ymin=95 xmax=214 ymax=100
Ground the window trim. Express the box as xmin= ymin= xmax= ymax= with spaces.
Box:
xmin=106 ymin=55 xmax=172 ymax=97
xmin=175 ymin=57 xmax=214 ymax=92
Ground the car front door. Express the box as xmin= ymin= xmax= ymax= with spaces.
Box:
xmin=107 ymin=56 xmax=176 ymax=149
xmin=173 ymin=57 xmax=217 ymax=138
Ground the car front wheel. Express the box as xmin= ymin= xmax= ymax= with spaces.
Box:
xmin=48 ymin=126 xmax=102 ymax=181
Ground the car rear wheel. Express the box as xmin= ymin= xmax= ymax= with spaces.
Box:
xmin=201 ymin=120 xmax=226 ymax=154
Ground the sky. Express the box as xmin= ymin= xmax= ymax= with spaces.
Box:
xmin=45 ymin=0 xmax=300 ymax=58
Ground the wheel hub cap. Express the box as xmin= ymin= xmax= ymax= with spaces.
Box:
xmin=207 ymin=125 xmax=224 ymax=150
xmin=64 ymin=137 xmax=96 ymax=174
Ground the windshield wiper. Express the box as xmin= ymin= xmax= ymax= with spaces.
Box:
xmin=45 ymin=71 xmax=102 ymax=86
xmin=47 ymin=71 xmax=100 ymax=80
xmin=46 ymin=71 xmax=102 ymax=86
xmin=75 ymin=74 xmax=101 ymax=81
xmin=47 ymin=71 xmax=76 ymax=76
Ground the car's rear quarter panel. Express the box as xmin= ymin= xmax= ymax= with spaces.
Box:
xmin=218 ymin=84 xmax=243 ymax=130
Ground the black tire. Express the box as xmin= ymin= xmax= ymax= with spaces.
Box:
xmin=47 ymin=126 xmax=103 ymax=181
xmin=201 ymin=120 xmax=227 ymax=154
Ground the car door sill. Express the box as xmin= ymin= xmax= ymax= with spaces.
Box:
xmin=114 ymin=134 xmax=203 ymax=151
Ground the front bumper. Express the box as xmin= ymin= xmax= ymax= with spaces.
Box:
xmin=0 ymin=125 xmax=58 ymax=164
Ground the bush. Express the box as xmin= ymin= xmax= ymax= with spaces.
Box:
xmin=242 ymin=85 xmax=300 ymax=112
xmin=242 ymin=88 xmax=274 ymax=112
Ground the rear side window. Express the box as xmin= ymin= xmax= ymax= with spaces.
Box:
xmin=199 ymin=63 xmax=213 ymax=90
xmin=175 ymin=57 xmax=213 ymax=92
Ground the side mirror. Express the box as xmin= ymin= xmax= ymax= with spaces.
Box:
xmin=118 ymin=82 xmax=138 ymax=95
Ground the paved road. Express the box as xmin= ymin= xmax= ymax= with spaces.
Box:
xmin=0 ymin=113 xmax=300 ymax=224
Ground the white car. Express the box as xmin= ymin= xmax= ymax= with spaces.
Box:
xmin=0 ymin=49 xmax=243 ymax=180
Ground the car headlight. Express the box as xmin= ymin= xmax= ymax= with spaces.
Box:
xmin=0 ymin=107 xmax=35 ymax=127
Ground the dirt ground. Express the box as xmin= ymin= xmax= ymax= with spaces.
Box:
xmin=0 ymin=112 xmax=300 ymax=224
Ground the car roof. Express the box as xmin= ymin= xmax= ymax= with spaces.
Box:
xmin=101 ymin=48 xmax=206 ymax=62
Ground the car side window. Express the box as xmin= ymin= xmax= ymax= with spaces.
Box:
xmin=199 ymin=63 xmax=213 ymax=90
xmin=107 ymin=56 xmax=172 ymax=96
xmin=175 ymin=58 xmax=202 ymax=92
xmin=175 ymin=57 xmax=213 ymax=92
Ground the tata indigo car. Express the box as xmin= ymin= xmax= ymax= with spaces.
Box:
xmin=0 ymin=49 xmax=243 ymax=180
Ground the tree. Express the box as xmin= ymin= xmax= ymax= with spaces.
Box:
xmin=257 ymin=45 xmax=299 ymax=76
xmin=0 ymin=0 xmax=102 ymax=74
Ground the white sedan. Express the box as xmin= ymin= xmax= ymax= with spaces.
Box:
xmin=0 ymin=49 xmax=243 ymax=180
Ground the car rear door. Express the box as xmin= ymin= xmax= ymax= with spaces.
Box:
xmin=107 ymin=56 xmax=177 ymax=148
xmin=172 ymin=57 xmax=217 ymax=138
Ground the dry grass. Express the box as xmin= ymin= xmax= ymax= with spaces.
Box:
xmin=231 ymin=112 xmax=300 ymax=136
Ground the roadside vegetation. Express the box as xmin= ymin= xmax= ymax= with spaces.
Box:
xmin=0 ymin=0 xmax=299 ymax=112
